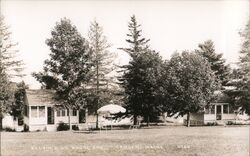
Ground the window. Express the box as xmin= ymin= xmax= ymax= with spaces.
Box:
xmin=57 ymin=110 xmax=61 ymax=117
xmin=31 ymin=106 xmax=37 ymax=117
xmin=72 ymin=109 xmax=77 ymax=116
xmin=62 ymin=109 xmax=65 ymax=116
xmin=18 ymin=118 xmax=23 ymax=126
xmin=47 ymin=107 xmax=54 ymax=124
xmin=39 ymin=106 xmax=45 ymax=117
xmin=223 ymin=105 xmax=229 ymax=114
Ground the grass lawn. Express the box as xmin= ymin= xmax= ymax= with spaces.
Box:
xmin=1 ymin=126 xmax=249 ymax=156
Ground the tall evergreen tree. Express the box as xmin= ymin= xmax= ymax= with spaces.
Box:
xmin=87 ymin=20 xmax=116 ymax=128
xmin=0 ymin=16 xmax=24 ymax=130
xmin=119 ymin=15 xmax=149 ymax=57
xmin=196 ymin=40 xmax=230 ymax=86
xmin=119 ymin=15 xmax=163 ymax=125
xmin=0 ymin=16 xmax=24 ymax=78
xmin=33 ymin=18 xmax=93 ymax=130
xmin=239 ymin=19 xmax=250 ymax=80
xmin=0 ymin=67 xmax=12 ymax=129
xmin=226 ymin=19 xmax=250 ymax=115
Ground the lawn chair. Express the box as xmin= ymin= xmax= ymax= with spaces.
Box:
xmin=87 ymin=122 xmax=95 ymax=132
xmin=99 ymin=121 xmax=107 ymax=133
xmin=129 ymin=120 xmax=141 ymax=129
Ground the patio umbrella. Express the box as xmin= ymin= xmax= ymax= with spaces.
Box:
xmin=97 ymin=104 xmax=126 ymax=114
xmin=97 ymin=104 xmax=126 ymax=129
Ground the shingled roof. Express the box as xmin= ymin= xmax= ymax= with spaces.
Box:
xmin=25 ymin=89 xmax=59 ymax=106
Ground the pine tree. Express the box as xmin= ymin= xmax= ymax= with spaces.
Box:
xmin=87 ymin=20 xmax=116 ymax=128
xmin=226 ymin=19 xmax=250 ymax=115
xmin=0 ymin=16 xmax=24 ymax=78
xmin=239 ymin=19 xmax=250 ymax=80
xmin=0 ymin=16 xmax=24 ymax=130
xmin=0 ymin=67 xmax=12 ymax=129
xmin=119 ymin=15 xmax=163 ymax=125
xmin=119 ymin=15 xmax=149 ymax=58
xmin=196 ymin=40 xmax=230 ymax=86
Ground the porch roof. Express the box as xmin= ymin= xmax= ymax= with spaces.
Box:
xmin=26 ymin=89 xmax=59 ymax=106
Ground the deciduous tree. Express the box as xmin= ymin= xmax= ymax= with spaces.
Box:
xmin=33 ymin=18 xmax=93 ymax=130
xmin=162 ymin=51 xmax=217 ymax=127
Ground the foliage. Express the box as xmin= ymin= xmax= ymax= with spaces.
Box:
xmin=196 ymin=40 xmax=230 ymax=86
xmin=0 ymin=16 xmax=24 ymax=78
xmin=119 ymin=15 xmax=164 ymax=125
xmin=11 ymin=81 xmax=27 ymax=120
xmin=239 ymin=19 xmax=250 ymax=79
xmin=33 ymin=18 xmax=93 ymax=107
xmin=0 ymin=69 xmax=12 ymax=119
xmin=33 ymin=18 xmax=93 ymax=129
xmin=161 ymin=51 xmax=218 ymax=126
xmin=205 ymin=122 xmax=218 ymax=126
xmin=226 ymin=19 xmax=250 ymax=115
xmin=0 ymin=16 xmax=24 ymax=129
xmin=2 ymin=126 xmax=16 ymax=132
xmin=57 ymin=122 xmax=70 ymax=131
xmin=118 ymin=15 xmax=149 ymax=58
xmin=124 ymin=50 xmax=164 ymax=124
xmin=32 ymin=72 xmax=59 ymax=89
xmin=72 ymin=125 xmax=79 ymax=131
xmin=87 ymin=20 xmax=117 ymax=128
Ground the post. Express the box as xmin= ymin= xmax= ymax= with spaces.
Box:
xmin=187 ymin=112 xmax=190 ymax=127
xmin=96 ymin=111 xmax=99 ymax=129
xmin=147 ymin=115 xmax=150 ymax=127
xmin=133 ymin=115 xmax=137 ymax=125
xmin=68 ymin=109 xmax=72 ymax=130
xmin=0 ymin=116 xmax=2 ymax=130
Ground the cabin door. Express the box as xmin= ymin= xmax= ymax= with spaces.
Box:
xmin=47 ymin=107 xmax=54 ymax=124
xmin=79 ymin=109 xmax=86 ymax=123
xmin=216 ymin=105 xmax=222 ymax=120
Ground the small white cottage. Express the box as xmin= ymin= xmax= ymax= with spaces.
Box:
xmin=184 ymin=91 xmax=249 ymax=126
xmin=23 ymin=89 xmax=87 ymax=131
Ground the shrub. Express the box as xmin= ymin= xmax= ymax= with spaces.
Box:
xmin=205 ymin=122 xmax=218 ymax=126
xmin=57 ymin=122 xmax=69 ymax=131
xmin=227 ymin=121 xmax=234 ymax=125
xmin=3 ymin=127 xmax=16 ymax=132
xmin=72 ymin=125 xmax=79 ymax=131
xmin=23 ymin=124 xmax=29 ymax=132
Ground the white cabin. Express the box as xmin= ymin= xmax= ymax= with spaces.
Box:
xmin=22 ymin=89 xmax=87 ymax=131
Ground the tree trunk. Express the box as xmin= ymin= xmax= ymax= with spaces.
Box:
xmin=186 ymin=112 xmax=190 ymax=127
xmin=147 ymin=115 xmax=150 ymax=127
xmin=96 ymin=112 xmax=99 ymax=129
xmin=0 ymin=117 xmax=2 ymax=131
xmin=133 ymin=115 xmax=137 ymax=125
xmin=96 ymin=59 xmax=99 ymax=130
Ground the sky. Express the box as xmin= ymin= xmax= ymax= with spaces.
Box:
xmin=1 ymin=0 xmax=249 ymax=89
